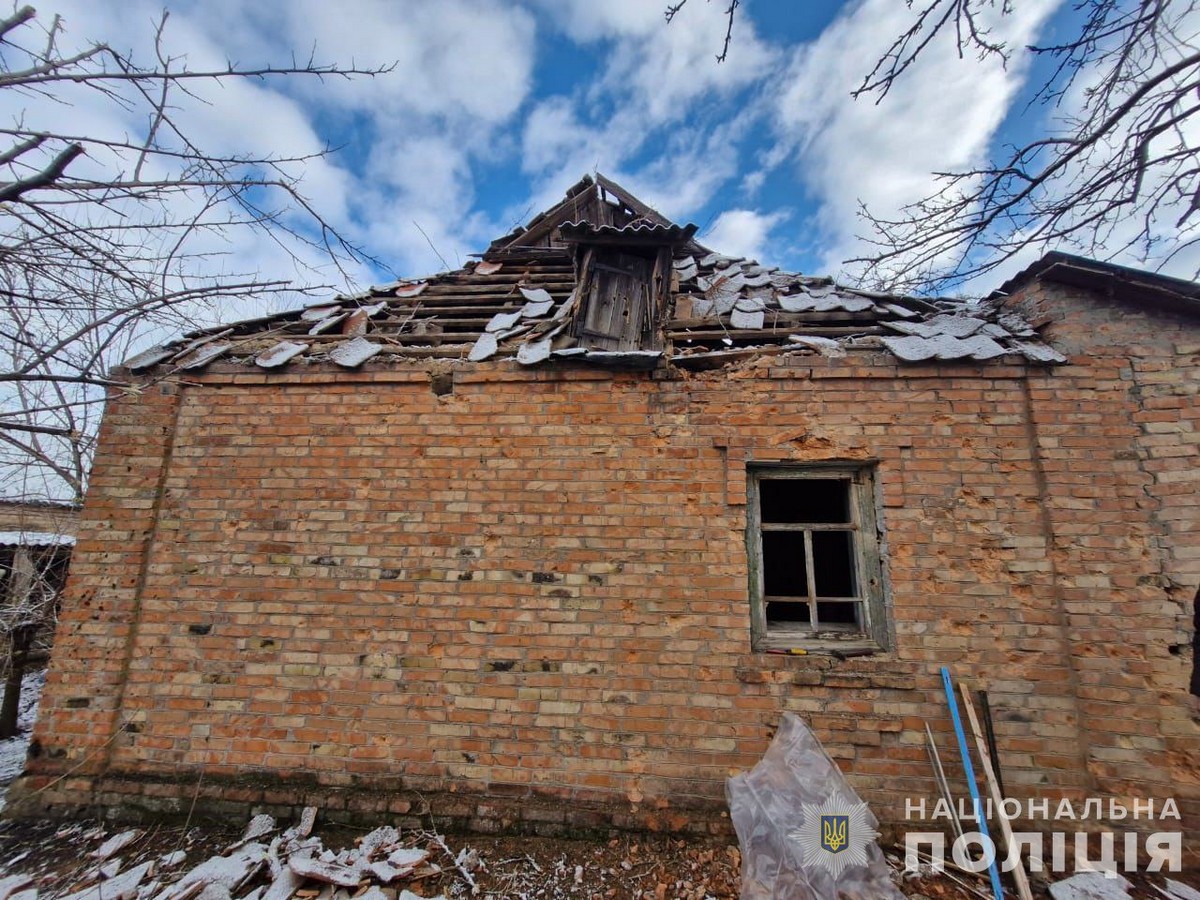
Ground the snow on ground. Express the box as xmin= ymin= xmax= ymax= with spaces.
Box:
xmin=0 ymin=667 xmax=46 ymax=810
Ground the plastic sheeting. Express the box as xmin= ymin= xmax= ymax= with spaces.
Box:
xmin=726 ymin=712 xmax=903 ymax=899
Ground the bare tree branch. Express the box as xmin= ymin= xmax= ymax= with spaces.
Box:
xmin=845 ymin=0 xmax=1200 ymax=292
xmin=0 ymin=141 xmax=83 ymax=202
xmin=668 ymin=0 xmax=1200 ymax=292
xmin=0 ymin=6 xmax=35 ymax=43
xmin=0 ymin=421 xmax=72 ymax=437
xmin=853 ymin=0 xmax=1011 ymax=103
xmin=663 ymin=0 xmax=740 ymax=63
xmin=0 ymin=8 xmax=395 ymax=502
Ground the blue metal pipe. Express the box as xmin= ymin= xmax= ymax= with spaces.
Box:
xmin=941 ymin=666 xmax=1005 ymax=900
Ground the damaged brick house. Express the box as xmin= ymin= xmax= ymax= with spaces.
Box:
xmin=11 ymin=175 xmax=1197 ymax=842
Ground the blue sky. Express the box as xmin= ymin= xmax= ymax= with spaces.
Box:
xmin=13 ymin=0 xmax=1178 ymax=304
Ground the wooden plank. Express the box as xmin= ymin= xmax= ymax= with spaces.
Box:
xmin=670 ymin=310 xmax=882 ymax=328
xmin=424 ymin=281 xmax=575 ymax=295
xmin=668 ymin=325 xmax=885 ymax=341
xmin=405 ymin=291 xmax=571 ymax=304
xmin=960 ymin=684 xmax=1033 ymax=900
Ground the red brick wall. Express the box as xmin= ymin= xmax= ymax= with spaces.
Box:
xmin=13 ymin=293 xmax=1196 ymax=842
xmin=25 ymin=382 xmax=181 ymax=767
xmin=1006 ymin=282 xmax=1199 ymax=832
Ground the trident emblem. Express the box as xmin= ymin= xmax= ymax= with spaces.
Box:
xmin=820 ymin=815 xmax=849 ymax=854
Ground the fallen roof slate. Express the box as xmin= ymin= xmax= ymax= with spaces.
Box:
xmin=328 ymin=337 xmax=382 ymax=368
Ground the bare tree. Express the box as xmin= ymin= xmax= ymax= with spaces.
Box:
xmin=0 ymin=6 xmax=393 ymax=502
xmin=668 ymin=1 xmax=1200 ymax=294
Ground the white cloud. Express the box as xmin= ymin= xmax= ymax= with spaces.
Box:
xmin=702 ymin=209 xmax=789 ymax=263
xmin=535 ymin=0 xmax=775 ymax=126
xmin=21 ymin=0 xmax=541 ymax=283
xmin=205 ymin=0 xmax=537 ymax=125
xmin=514 ymin=0 xmax=780 ymax=228
xmin=769 ymin=0 xmax=1063 ymax=282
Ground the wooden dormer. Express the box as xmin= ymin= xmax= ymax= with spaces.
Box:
xmin=559 ymin=221 xmax=696 ymax=351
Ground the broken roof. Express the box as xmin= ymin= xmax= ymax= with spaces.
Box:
xmin=121 ymin=174 xmax=1070 ymax=377
xmin=993 ymin=251 xmax=1200 ymax=320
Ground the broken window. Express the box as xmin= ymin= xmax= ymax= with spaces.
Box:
xmin=747 ymin=465 xmax=888 ymax=652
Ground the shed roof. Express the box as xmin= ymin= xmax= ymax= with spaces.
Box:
xmin=992 ymin=251 xmax=1200 ymax=319
xmin=122 ymin=175 xmax=1071 ymax=377
xmin=0 ymin=531 xmax=75 ymax=549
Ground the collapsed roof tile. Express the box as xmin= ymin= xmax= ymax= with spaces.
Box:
xmin=342 ymin=308 xmax=370 ymax=336
xmin=486 ymin=311 xmax=522 ymax=333
xmin=309 ymin=314 xmax=347 ymax=336
xmin=882 ymin=302 xmax=922 ymax=319
xmin=552 ymin=289 xmax=578 ymax=321
xmin=519 ymin=287 xmax=553 ymax=305
xmin=494 ymin=323 xmax=532 ymax=341
xmin=730 ymin=308 xmax=765 ymax=329
xmin=521 ymin=298 xmax=555 ymax=318
xmin=923 ymin=314 xmax=988 ymax=338
xmin=949 ymin=333 xmax=1007 ymax=360
xmin=300 ymin=305 xmax=341 ymax=322
xmin=881 ymin=335 xmax=938 ymax=362
xmin=778 ymin=292 xmax=874 ymax=314
xmin=176 ymin=341 xmax=231 ymax=370
xmin=674 ymin=258 xmax=698 ymax=282
xmin=1012 ymin=340 xmax=1068 ymax=364
xmin=468 ymin=332 xmax=499 ymax=362
xmin=329 ymin=337 xmax=382 ymax=368
xmin=788 ymin=335 xmax=846 ymax=357
xmin=394 ymin=282 xmax=426 ymax=298
xmin=517 ymin=335 xmax=553 ymax=366
xmin=123 ymin=344 xmax=174 ymax=371
xmin=884 ymin=332 xmax=1008 ymax=362
xmin=997 ymin=313 xmax=1037 ymax=337
xmin=256 ymin=341 xmax=308 ymax=369
xmin=704 ymin=271 xmax=746 ymax=312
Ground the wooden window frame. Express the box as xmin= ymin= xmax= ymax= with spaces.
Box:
xmin=746 ymin=463 xmax=888 ymax=654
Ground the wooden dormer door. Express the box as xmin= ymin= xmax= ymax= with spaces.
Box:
xmin=577 ymin=250 xmax=659 ymax=351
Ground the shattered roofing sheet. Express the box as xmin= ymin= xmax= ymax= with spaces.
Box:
xmin=667 ymin=251 xmax=1067 ymax=366
xmin=120 ymin=236 xmax=1066 ymax=376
